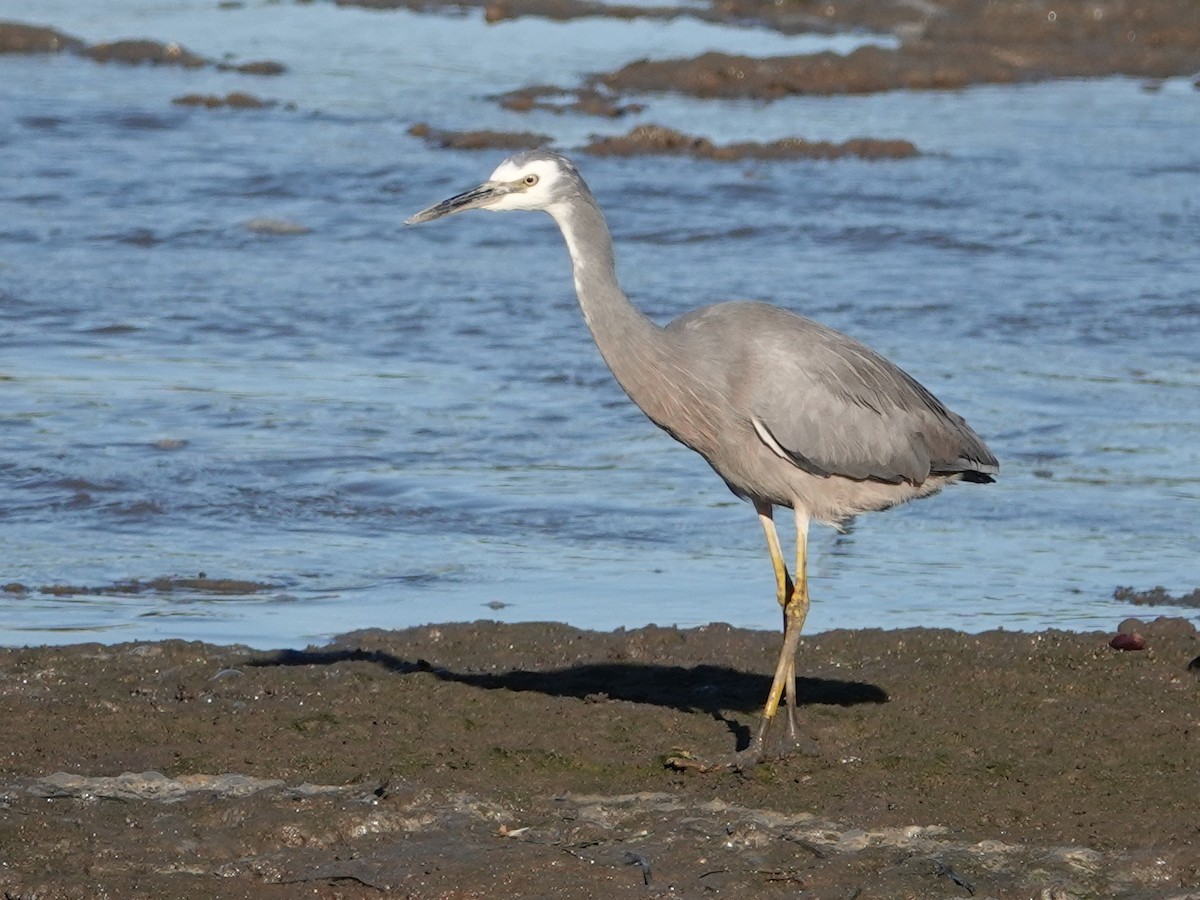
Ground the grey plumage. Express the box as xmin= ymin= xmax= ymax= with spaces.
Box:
xmin=407 ymin=149 xmax=997 ymax=767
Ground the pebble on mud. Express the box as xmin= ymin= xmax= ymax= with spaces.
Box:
xmin=1109 ymin=632 xmax=1146 ymax=651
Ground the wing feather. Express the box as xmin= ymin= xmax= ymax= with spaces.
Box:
xmin=668 ymin=301 xmax=998 ymax=485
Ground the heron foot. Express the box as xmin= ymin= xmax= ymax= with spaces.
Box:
xmin=732 ymin=729 xmax=809 ymax=770
xmin=663 ymin=730 xmax=811 ymax=774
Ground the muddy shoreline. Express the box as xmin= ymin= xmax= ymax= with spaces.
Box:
xmin=2 ymin=618 xmax=1198 ymax=897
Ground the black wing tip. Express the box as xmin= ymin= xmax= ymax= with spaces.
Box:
xmin=958 ymin=470 xmax=997 ymax=484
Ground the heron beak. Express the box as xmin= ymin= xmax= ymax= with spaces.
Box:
xmin=405 ymin=182 xmax=508 ymax=225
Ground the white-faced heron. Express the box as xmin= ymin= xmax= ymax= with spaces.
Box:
xmin=407 ymin=150 xmax=998 ymax=767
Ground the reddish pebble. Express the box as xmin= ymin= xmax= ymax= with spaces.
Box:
xmin=1109 ymin=632 xmax=1146 ymax=651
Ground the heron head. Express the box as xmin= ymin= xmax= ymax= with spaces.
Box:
xmin=405 ymin=150 xmax=581 ymax=225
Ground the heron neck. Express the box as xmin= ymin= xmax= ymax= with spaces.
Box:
xmin=547 ymin=196 xmax=662 ymax=391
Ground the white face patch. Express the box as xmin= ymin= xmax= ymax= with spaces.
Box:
xmin=483 ymin=157 xmax=564 ymax=212
xmin=489 ymin=156 xmax=559 ymax=184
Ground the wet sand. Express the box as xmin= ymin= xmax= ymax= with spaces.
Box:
xmin=3 ymin=617 xmax=1198 ymax=897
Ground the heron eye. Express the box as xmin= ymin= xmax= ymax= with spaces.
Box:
xmin=523 ymin=174 xmax=539 ymax=187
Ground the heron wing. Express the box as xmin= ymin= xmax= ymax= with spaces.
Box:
xmin=675 ymin=302 xmax=997 ymax=485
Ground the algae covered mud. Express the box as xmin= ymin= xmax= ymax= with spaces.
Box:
xmin=2 ymin=619 xmax=1199 ymax=897
xmin=2 ymin=0 xmax=1200 ymax=647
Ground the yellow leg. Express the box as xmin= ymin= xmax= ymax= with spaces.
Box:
xmin=756 ymin=501 xmax=798 ymax=739
xmin=755 ymin=501 xmax=792 ymax=608
xmin=748 ymin=506 xmax=812 ymax=761
xmin=786 ymin=510 xmax=811 ymax=723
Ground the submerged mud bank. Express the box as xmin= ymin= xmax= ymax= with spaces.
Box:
xmin=597 ymin=25 xmax=1200 ymax=100
xmin=336 ymin=0 xmax=1200 ymax=98
xmin=12 ymin=1 xmax=1196 ymax=163
xmin=407 ymin=122 xmax=553 ymax=151
xmin=2 ymin=618 xmax=1197 ymax=897
xmin=405 ymin=122 xmax=918 ymax=160
xmin=584 ymin=124 xmax=919 ymax=160
xmin=0 ymin=20 xmax=285 ymax=74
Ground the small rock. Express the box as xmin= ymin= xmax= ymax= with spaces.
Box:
xmin=1109 ymin=632 xmax=1145 ymax=651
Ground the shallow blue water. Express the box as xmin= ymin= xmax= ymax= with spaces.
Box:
xmin=2 ymin=1 xmax=1198 ymax=647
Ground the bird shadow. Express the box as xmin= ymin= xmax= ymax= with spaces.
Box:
xmin=247 ymin=647 xmax=888 ymax=752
